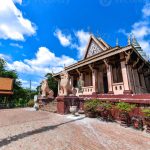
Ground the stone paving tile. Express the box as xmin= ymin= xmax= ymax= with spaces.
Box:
xmin=0 ymin=108 xmax=150 ymax=150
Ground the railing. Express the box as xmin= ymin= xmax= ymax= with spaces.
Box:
xmin=76 ymin=86 xmax=94 ymax=96
xmin=112 ymin=82 xmax=124 ymax=95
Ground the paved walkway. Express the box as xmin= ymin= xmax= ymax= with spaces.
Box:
xmin=0 ymin=108 xmax=150 ymax=150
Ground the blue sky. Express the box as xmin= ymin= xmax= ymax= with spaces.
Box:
xmin=0 ymin=0 xmax=150 ymax=89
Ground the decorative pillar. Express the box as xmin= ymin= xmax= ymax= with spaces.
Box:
xmin=58 ymin=79 xmax=60 ymax=96
xmin=121 ymin=61 xmax=132 ymax=94
xmin=92 ymin=69 xmax=98 ymax=94
xmin=70 ymin=76 xmax=74 ymax=88
xmin=103 ymin=59 xmax=113 ymax=94
xmin=127 ymin=66 xmax=135 ymax=93
xmin=107 ymin=65 xmax=113 ymax=94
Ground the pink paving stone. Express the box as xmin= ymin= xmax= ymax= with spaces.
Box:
xmin=0 ymin=108 xmax=150 ymax=150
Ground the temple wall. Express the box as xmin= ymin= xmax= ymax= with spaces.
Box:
xmin=130 ymin=68 xmax=148 ymax=94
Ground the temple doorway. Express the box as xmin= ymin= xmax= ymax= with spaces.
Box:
xmin=103 ymin=73 xmax=108 ymax=93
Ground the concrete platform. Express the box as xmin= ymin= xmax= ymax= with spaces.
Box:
xmin=0 ymin=108 xmax=150 ymax=150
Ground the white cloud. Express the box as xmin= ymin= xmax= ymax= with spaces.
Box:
xmin=13 ymin=0 xmax=22 ymax=4
xmin=0 ymin=0 xmax=36 ymax=41
xmin=10 ymin=43 xmax=23 ymax=48
xmin=18 ymin=79 xmax=39 ymax=90
xmin=0 ymin=53 xmax=11 ymax=61
xmin=119 ymin=2 xmax=150 ymax=55
xmin=142 ymin=3 xmax=150 ymax=17
xmin=54 ymin=29 xmax=90 ymax=59
xmin=54 ymin=29 xmax=71 ymax=47
xmin=74 ymin=30 xmax=90 ymax=59
xmin=7 ymin=47 xmax=76 ymax=76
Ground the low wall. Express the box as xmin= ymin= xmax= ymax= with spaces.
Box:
xmin=79 ymin=94 xmax=150 ymax=120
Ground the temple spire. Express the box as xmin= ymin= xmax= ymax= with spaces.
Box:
xmin=131 ymin=34 xmax=142 ymax=51
xmin=116 ymin=38 xmax=119 ymax=46
xmin=128 ymin=34 xmax=131 ymax=45
xmin=131 ymin=34 xmax=149 ymax=61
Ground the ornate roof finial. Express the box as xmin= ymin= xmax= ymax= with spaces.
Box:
xmin=64 ymin=64 xmax=66 ymax=68
xmin=116 ymin=38 xmax=119 ymax=46
xmin=52 ymin=70 xmax=54 ymax=75
xmin=96 ymin=30 xmax=100 ymax=38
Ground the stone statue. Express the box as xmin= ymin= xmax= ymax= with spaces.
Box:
xmin=77 ymin=75 xmax=84 ymax=93
xmin=41 ymin=79 xmax=54 ymax=98
xmin=59 ymin=70 xmax=77 ymax=96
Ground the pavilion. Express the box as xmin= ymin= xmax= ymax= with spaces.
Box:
xmin=0 ymin=77 xmax=14 ymax=108
xmin=54 ymin=34 xmax=150 ymax=96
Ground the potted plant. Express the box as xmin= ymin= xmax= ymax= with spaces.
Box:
xmin=131 ymin=116 xmax=143 ymax=131
xmin=84 ymin=99 xmax=101 ymax=118
xmin=97 ymin=102 xmax=113 ymax=121
xmin=142 ymin=108 xmax=150 ymax=133
xmin=69 ymin=99 xmax=77 ymax=116
xmin=116 ymin=102 xmax=136 ymax=127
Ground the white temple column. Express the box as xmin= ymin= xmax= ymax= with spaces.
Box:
xmin=107 ymin=65 xmax=113 ymax=94
xmin=58 ymin=79 xmax=60 ymax=96
xmin=70 ymin=76 xmax=74 ymax=88
xmin=92 ymin=69 xmax=98 ymax=93
xmin=121 ymin=61 xmax=130 ymax=93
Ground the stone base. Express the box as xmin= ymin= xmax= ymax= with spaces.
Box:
xmin=92 ymin=92 xmax=99 ymax=95
xmin=108 ymin=91 xmax=114 ymax=94
xmin=38 ymin=97 xmax=55 ymax=112
xmin=123 ymin=90 xmax=133 ymax=94
xmin=56 ymin=96 xmax=79 ymax=115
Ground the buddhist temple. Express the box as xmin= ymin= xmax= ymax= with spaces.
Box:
xmin=54 ymin=35 xmax=150 ymax=96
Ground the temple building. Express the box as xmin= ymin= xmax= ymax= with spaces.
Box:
xmin=54 ymin=35 xmax=150 ymax=96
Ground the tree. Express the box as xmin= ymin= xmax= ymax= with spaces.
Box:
xmin=45 ymin=73 xmax=58 ymax=97
xmin=0 ymin=58 xmax=6 ymax=76
xmin=0 ymin=58 xmax=36 ymax=108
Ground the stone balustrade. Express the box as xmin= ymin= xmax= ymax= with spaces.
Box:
xmin=112 ymin=82 xmax=124 ymax=94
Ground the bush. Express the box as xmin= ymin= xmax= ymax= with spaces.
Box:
xmin=84 ymin=99 xmax=101 ymax=113
xmin=116 ymin=102 xmax=136 ymax=113
xmin=142 ymin=108 xmax=150 ymax=117
xmin=27 ymin=99 xmax=34 ymax=107
xmin=100 ymin=102 xmax=112 ymax=110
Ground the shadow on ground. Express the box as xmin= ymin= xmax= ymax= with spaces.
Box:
xmin=0 ymin=117 xmax=85 ymax=148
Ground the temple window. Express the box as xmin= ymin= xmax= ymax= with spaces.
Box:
xmin=112 ymin=61 xmax=123 ymax=83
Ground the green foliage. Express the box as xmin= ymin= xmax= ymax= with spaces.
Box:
xmin=0 ymin=58 xmax=6 ymax=74
xmin=116 ymin=102 xmax=136 ymax=113
xmin=45 ymin=73 xmax=58 ymax=97
xmin=84 ymin=99 xmax=101 ymax=113
xmin=0 ymin=57 xmax=38 ymax=108
xmin=27 ymin=99 xmax=34 ymax=107
xmin=142 ymin=108 xmax=150 ymax=117
xmin=100 ymin=102 xmax=112 ymax=110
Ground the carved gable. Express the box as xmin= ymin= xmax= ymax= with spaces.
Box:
xmin=84 ymin=35 xmax=110 ymax=59
xmin=86 ymin=40 xmax=103 ymax=58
